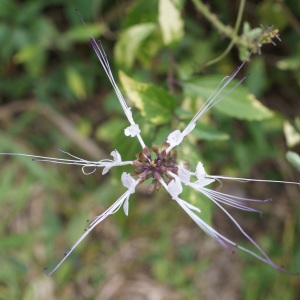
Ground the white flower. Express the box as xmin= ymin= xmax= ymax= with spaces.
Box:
xmin=177 ymin=163 xmax=191 ymax=184
xmin=167 ymin=176 xmax=183 ymax=200
xmin=195 ymin=162 xmax=206 ymax=179
xmin=166 ymin=130 xmax=184 ymax=148
xmin=1 ymin=13 xmax=299 ymax=276
xmin=124 ymin=123 xmax=141 ymax=137
xmin=102 ymin=150 xmax=122 ymax=175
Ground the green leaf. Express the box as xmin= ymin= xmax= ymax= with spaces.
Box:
xmin=152 ymin=125 xmax=172 ymax=145
xmin=191 ymin=123 xmax=229 ymax=141
xmin=123 ymin=0 xmax=159 ymax=27
xmin=158 ymin=0 xmax=184 ymax=46
xmin=183 ymin=76 xmax=274 ymax=121
xmin=258 ymin=1 xmax=289 ymax=30
xmin=95 ymin=119 xmax=127 ymax=142
xmin=119 ymin=71 xmax=177 ymax=125
xmin=246 ymin=56 xmax=267 ymax=96
xmin=286 ymin=151 xmax=300 ymax=172
xmin=283 ymin=121 xmax=300 ymax=148
xmin=114 ymin=23 xmax=157 ymax=70
xmin=13 ymin=44 xmax=46 ymax=75
xmin=65 ymin=66 xmax=87 ymax=100
xmin=63 ymin=23 xmax=104 ymax=43
xmin=276 ymin=52 xmax=300 ymax=71
xmin=0 ymin=233 xmax=33 ymax=250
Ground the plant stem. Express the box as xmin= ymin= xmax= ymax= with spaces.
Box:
xmin=191 ymin=0 xmax=234 ymax=38
xmin=204 ymin=0 xmax=245 ymax=66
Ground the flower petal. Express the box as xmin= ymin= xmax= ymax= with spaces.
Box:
xmin=167 ymin=177 xmax=183 ymax=199
xmin=121 ymin=172 xmax=138 ymax=194
xmin=124 ymin=124 xmax=141 ymax=137
xmin=195 ymin=162 xmax=206 ymax=179
xmin=178 ymin=163 xmax=191 ymax=184
xmin=194 ymin=178 xmax=215 ymax=187
xmin=166 ymin=130 xmax=183 ymax=148
xmin=111 ymin=150 xmax=121 ymax=163
xmin=123 ymin=197 xmax=129 ymax=216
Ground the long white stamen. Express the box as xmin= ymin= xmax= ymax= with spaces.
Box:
xmin=163 ymin=174 xmax=294 ymax=273
xmin=175 ymin=198 xmax=291 ymax=273
xmin=76 ymin=9 xmax=145 ymax=149
xmin=44 ymin=190 xmax=130 ymax=275
xmin=166 ymin=56 xmax=250 ymax=153
xmin=0 ymin=149 xmax=133 ymax=175
xmin=44 ymin=173 xmax=139 ymax=275
xmin=207 ymin=175 xmax=300 ymax=186
xmin=198 ymin=186 xmax=269 ymax=215
xmin=164 ymin=170 xmax=297 ymax=273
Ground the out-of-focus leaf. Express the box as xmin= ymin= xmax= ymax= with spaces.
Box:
xmin=0 ymin=132 xmax=59 ymax=187
xmin=295 ymin=118 xmax=300 ymax=132
xmin=286 ymin=151 xmax=300 ymax=172
xmin=191 ymin=123 xmax=229 ymax=141
xmin=96 ymin=119 xmax=128 ymax=142
xmin=32 ymin=17 xmax=59 ymax=48
xmin=258 ymin=0 xmax=289 ymax=30
xmin=136 ymin=29 xmax=163 ymax=69
xmin=13 ymin=45 xmax=46 ymax=75
xmin=152 ymin=125 xmax=171 ymax=145
xmin=0 ymin=0 xmax=17 ymax=18
xmin=119 ymin=71 xmax=176 ymax=125
xmin=114 ymin=23 xmax=157 ymax=70
xmin=123 ymin=0 xmax=159 ymax=27
xmin=183 ymin=76 xmax=274 ymax=120
xmin=246 ymin=56 xmax=267 ymax=96
xmin=158 ymin=0 xmax=184 ymax=46
xmin=77 ymin=119 xmax=92 ymax=137
xmin=277 ymin=55 xmax=300 ymax=71
xmin=63 ymin=23 xmax=104 ymax=43
xmin=277 ymin=46 xmax=300 ymax=86
xmin=0 ymin=233 xmax=33 ymax=250
xmin=284 ymin=121 xmax=300 ymax=148
xmin=65 ymin=66 xmax=87 ymax=100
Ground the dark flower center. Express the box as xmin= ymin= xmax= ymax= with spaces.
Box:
xmin=132 ymin=144 xmax=178 ymax=193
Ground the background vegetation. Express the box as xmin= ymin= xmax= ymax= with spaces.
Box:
xmin=0 ymin=0 xmax=299 ymax=299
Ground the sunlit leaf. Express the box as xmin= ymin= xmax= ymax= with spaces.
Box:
xmin=119 ymin=71 xmax=176 ymax=125
xmin=65 ymin=66 xmax=87 ymax=100
xmin=13 ymin=45 xmax=45 ymax=75
xmin=158 ymin=0 xmax=184 ymax=46
xmin=284 ymin=121 xmax=300 ymax=148
xmin=114 ymin=23 xmax=157 ymax=70
xmin=277 ymin=52 xmax=300 ymax=71
xmin=286 ymin=151 xmax=300 ymax=172
xmin=183 ymin=76 xmax=274 ymax=120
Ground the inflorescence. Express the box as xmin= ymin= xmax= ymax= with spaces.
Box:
xmin=0 ymin=9 xmax=298 ymax=276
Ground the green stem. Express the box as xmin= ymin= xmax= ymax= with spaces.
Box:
xmin=204 ymin=0 xmax=245 ymax=67
xmin=191 ymin=0 xmax=264 ymax=67
xmin=191 ymin=0 xmax=234 ymax=37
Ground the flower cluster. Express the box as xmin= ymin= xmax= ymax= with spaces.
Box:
xmin=1 ymin=11 xmax=298 ymax=276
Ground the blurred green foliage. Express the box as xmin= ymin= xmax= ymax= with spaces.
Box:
xmin=0 ymin=0 xmax=300 ymax=299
